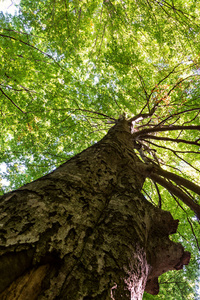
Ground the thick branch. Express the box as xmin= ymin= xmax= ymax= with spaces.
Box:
xmin=154 ymin=167 xmax=200 ymax=196
xmin=133 ymin=125 xmax=200 ymax=138
xmin=137 ymin=163 xmax=200 ymax=218
xmin=129 ymin=103 xmax=158 ymax=123
xmin=149 ymin=173 xmax=200 ymax=219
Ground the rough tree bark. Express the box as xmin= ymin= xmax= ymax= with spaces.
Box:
xmin=0 ymin=119 xmax=190 ymax=300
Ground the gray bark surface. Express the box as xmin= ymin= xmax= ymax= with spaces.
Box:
xmin=0 ymin=119 xmax=190 ymax=299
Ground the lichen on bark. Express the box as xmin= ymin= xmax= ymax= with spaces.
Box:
xmin=0 ymin=119 xmax=190 ymax=299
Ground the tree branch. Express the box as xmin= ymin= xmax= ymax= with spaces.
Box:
xmin=0 ymin=88 xmax=25 ymax=114
xmin=137 ymin=163 xmax=200 ymax=218
xmin=157 ymin=108 xmax=200 ymax=127
xmin=0 ymin=34 xmax=62 ymax=69
xmin=153 ymin=181 xmax=162 ymax=208
xmin=144 ymin=139 xmax=200 ymax=154
xmin=133 ymin=124 xmax=200 ymax=138
xmin=149 ymin=173 xmax=200 ymax=219
xmin=174 ymin=152 xmax=200 ymax=174
xmin=142 ymin=135 xmax=200 ymax=146
xmin=154 ymin=167 xmax=200 ymax=196
xmin=128 ymin=103 xmax=158 ymax=123
xmin=134 ymin=67 xmax=149 ymax=101
xmin=149 ymin=62 xmax=183 ymax=97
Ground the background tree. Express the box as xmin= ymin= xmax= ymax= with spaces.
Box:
xmin=0 ymin=0 xmax=200 ymax=299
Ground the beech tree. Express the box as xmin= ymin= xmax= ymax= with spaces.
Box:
xmin=0 ymin=0 xmax=200 ymax=299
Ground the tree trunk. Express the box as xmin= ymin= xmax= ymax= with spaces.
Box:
xmin=0 ymin=119 xmax=190 ymax=299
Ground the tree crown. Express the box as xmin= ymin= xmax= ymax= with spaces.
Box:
xmin=0 ymin=0 xmax=200 ymax=298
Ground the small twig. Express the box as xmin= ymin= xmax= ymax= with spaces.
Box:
xmin=0 ymin=88 xmax=25 ymax=113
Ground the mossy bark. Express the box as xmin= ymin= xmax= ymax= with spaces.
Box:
xmin=0 ymin=119 xmax=190 ymax=299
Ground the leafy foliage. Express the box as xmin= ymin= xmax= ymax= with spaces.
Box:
xmin=0 ymin=0 xmax=200 ymax=298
